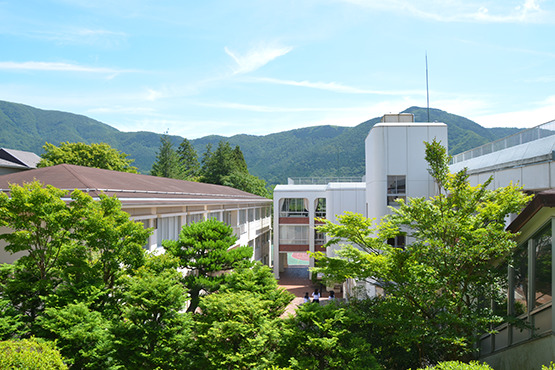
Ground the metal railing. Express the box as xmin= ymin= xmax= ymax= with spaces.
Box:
xmin=451 ymin=119 xmax=555 ymax=164
xmin=288 ymin=177 xmax=364 ymax=185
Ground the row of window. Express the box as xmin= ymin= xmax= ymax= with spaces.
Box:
xmin=278 ymin=225 xmax=326 ymax=245
xmin=280 ymin=198 xmax=326 ymax=218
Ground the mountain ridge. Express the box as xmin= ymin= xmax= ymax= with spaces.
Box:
xmin=0 ymin=100 xmax=522 ymax=186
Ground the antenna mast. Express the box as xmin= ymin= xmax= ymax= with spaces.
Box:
xmin=426 ymin=52 xmax=430 ymax=122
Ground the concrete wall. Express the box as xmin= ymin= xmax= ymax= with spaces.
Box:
xmin=482 ymin=334 xmax=555 ymax=370
xmin=366 ymin=122 xmax=448 ymax=223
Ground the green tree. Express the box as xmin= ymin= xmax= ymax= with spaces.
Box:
xmin=0 ymin=338 xmax=67 ymax=369
xmin=163 ymin=219 xmax=252 ymax=313
xmin=201 ymin=140 xmax=270 ymax=197
xmin=313 ymin=139 xmax=531 ymax=365
xmin=38 ymin=142 xmax=138 ymax=173
xmin=151 ymin=133 xmax=182 ymax=179
xmin=177 ymin=138 xmax=200 ymax=180
xmin=111 ymin=254 xmax=193 ymax=369
xmin=38 ymin=302 xmax=116 ymax=369
xmin=276 ymin=302 xmax=380 ymax=370
xmin=192 ymin=262 xmax=293 ymax=369
xmin=0 ymin=181 xmax=150 ymax=333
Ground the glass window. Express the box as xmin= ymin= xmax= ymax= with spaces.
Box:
xmin=513 ymin=245 xmax=529 ymax=315
xmin=387 ymin=176 xmax=406 ymax=205
xmin=387 ymin=234 xmax=406 ymax=248
xmin=315 ymin=230 xmax=326 ymax=245
xmin=280 ymin=198 xmax=309 ymax=217
xmin=315 ymin=198 xmax=326 ymax=218
xmin=239 ymin=210 xmax=247 ymax=224
xmin=279 ymin=225 xmax=309 ymax=245
xmin=534 ymin=224 xmax=552 ymax=308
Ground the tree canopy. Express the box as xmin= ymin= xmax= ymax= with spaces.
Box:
xmin=163 ymin=218 xmax=253 ymax=313
xmin=38 ymin=142 xmax=138 ymax=173
xmin=312 ymin=139 xmax=531 ymax=364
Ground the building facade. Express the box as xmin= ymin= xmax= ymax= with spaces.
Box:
xmin=273 ymin=114 xmax=448 ymax=281
xmin=0 ymin=164 xmax=272 ymax=265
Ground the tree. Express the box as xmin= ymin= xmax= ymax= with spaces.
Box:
xmin=200 ymin=140 xmax=270 ymax=197
xmin=0 ymin=181 xmax=150 ymax=333
xmin=38 ymin=142 xmax=138 ymax=173
xmin=192 ymin=262 xmax=293 ymax=369
xmin=163 ymin=219 xmax=253 ymax=313
xmin=313 ymin=139 xmax=531 ymax=365
xmin=177 ymin=138 xmax=200 ymax=180
xmin=276 ymin=302 xmax=380 ymax=370
xmin=151 ymin=133 xmax=182 ymax=179
xmin=110 ymin=254 xmax=193 ymax=369
xmin=0 ymin=338 xmax=67 ymax=369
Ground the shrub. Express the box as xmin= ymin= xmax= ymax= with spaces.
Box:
xmin=418 ymin=361 xmax=493 ymax=370
xmin=0 ymin=338 xmax=67 ymax=369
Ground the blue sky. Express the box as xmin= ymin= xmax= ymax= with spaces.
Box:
xmin=1 ymin=0 xmax=554 ymax=138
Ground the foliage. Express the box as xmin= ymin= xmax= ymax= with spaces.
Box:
xmin=163 ymin=218 xmax=253 ymax=312
xmin=151 ymin=133 xmax=182 ymax=179
xmin=110 ymin=254 xmax=193 ymax=369
xmin=543 ymin=362 xmax=555 ymax=370
xmin=38 ymin=302 xmax=116 ymax=369
xmin=313 ymin=139 xmax=531 ymax=366
xmin=177 ymin=137 xmax=200 ymax=180
xmin=0 ymin=338 xmax=67 ymax=369
xmin=0 ymin=181 xmax=150 ymax=332
xmin=38 ymin=141 xmax=138 ymax=173
xmin=276 ymin=302 xmax=380 ymax=370
xmin=418 ymin=361 xmax=494 ymax=370
xmin=193 ymin=261 xmax=293 ymax=369
xmin=200 ymin=140 xmax=270 ymax=197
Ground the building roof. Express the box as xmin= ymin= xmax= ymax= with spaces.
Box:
xmin=0 ymin=164 xmax=271 ymax=206
xmin=0 ymin=148 xmax=41 ymax=169
xmin=507 ymin=190 xmax=555 ymax=233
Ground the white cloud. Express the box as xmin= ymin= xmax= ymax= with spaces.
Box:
xmin=225 ymin=44 xmax=293 ymax=75
xmin=339 ymin=0 xmax=551 ymax=24
xmin=0 ymin=61 xmax=131 ymax=74
xmin=248 ymin=76 xmax=423 ymax=95
xmin=472 ymin=97 xmax=555 ymax=128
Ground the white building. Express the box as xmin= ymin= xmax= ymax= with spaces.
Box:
xmin=0 ymin=164 xmax=272 ymax=265
xmin=273 ymin=113 xmax=448 ymax=280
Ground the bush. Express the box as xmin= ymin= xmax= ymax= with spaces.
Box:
xmin=418 ymin=361 xmax=493 ymax=370
xmin=0 ymin=338 xmax=67 ymax=369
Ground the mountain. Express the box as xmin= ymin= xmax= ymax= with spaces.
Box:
xmin=0 ymin=100 xmax=522 ymax=186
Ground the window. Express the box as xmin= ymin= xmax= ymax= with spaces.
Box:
xmin=279 ymin=225 xmax=309 ymax=244
xmin=187 ymin=213 xmax=204 ymax=225
xmin=533 ymin=224 xmax=552 ymax=308
xmin=315 ymin=230 xmax=326 ymax=245
xmin=387 ymin=234 xmax=406 ymax=248
xmin=315 ymin=198 xmax=326 ymax=218
xmin=387 ymin=176 xmax=406 ymax=205
xmin=280 ymin=198 xmax=308 ymax=217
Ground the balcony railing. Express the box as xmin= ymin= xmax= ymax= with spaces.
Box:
xmin=451 ymin=119 xmax=555 ymax=164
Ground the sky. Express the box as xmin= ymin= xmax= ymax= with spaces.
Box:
xmin=0 ymin=0 xmax=554 ymax=139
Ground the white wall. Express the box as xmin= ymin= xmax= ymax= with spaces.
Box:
xmin=365 ymin=122 xmax=448 ymax=223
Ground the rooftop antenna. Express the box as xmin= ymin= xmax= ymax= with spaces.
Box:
xmin=426 ymin=52 xmax=430 ymax=122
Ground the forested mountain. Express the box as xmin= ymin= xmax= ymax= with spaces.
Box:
xmin=0 ymin=100 xmax=522 ymax=186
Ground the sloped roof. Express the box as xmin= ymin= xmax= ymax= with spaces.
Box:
xmin=507 ymin=190 xmax=555 ymax=233
xmin=0 ymin=148 xmax=41 ymax=169
xmin=0 ymin=164 xmax=271 ymax=206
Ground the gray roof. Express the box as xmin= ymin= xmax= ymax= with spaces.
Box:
xmin=0 ymin=164 xmax=271 ymax=206
xmin=449 ymin=134 xmax=555 ymax=175
xmin=0 ymin=148 xmax=41 ymax=169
